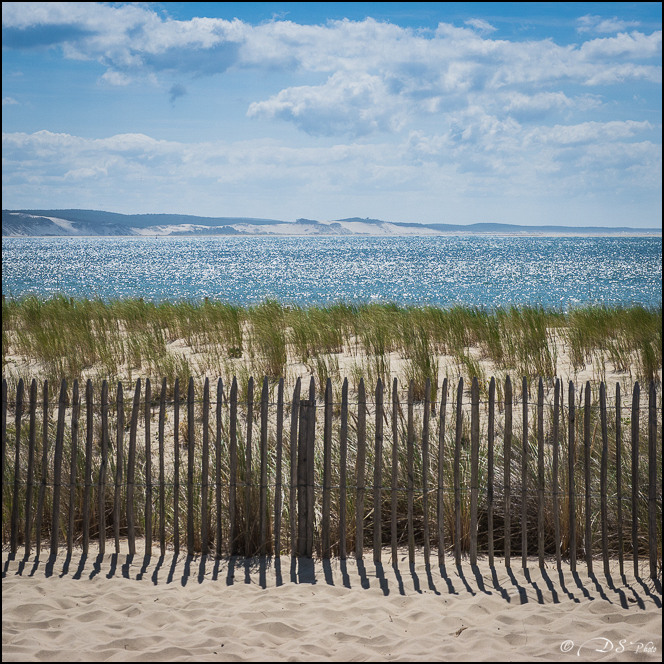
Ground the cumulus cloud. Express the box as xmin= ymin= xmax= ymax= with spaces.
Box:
xmin=2 ymin=3 xmax=661 ymax=139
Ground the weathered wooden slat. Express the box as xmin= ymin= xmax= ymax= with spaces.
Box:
xmin=259 ymin=377 xmax=269 ymax=557
xmin=631 ymin=382 xmax=639 ymax=577
xmin=25 ymin=380 xmax=38 ymax=558
xmin=568 ymin=381 xmax=576 ymax=572
xmin=10 ymin=378 xmax=24 ymax=554
xmin=274 ymin=378 xmax=284 ymax=557
xmin=487 ymin=377 xmax=495 ymax=567
xmin=82 ymin=380 xmax=93 ymax=556
xmin=245 ymin=377 xmax=254 ymax=557
xmin=144 ymin=378 xmax=152 ymax=555
xmin=454 ymin=377 xmax=463 ymax=567
xmin=356 ymin=378 xmax=367 ymax=560
xmin=173 ymin=378 xmax=180 ymax=556
xmin=306 ymin=378 xmax=316 ymax=558
xmin=322 ymin=378 xmax=333 ymax=559
xmin=648 ymin=380 xmax=657 ymax=580
xmin=504 ymin=376 xmax=512 ymax=568
xmin=552 ymin=379 xmax=561 ymax=570
xmin=537 ymin=377 xmax=544 ymax=569
xmin=51 ymin=379 xmax=67 ymax=557
xmin=201 ymin=377 xmax=210 ymax=557
xmin=68 ymin=380 xmax=80 ymax=556
xmin=521 ymin=377 xmax=528 ymax=570
xmin=373 ymin=378 xmax=384 ymax=565
xmin=289 ymin=378 xmax=301 ymax=557
xmin=584 ymin=381 xmax=593 ymax=574
xmin=437 ymin=377 xmax=448 ymax=567
xmin=615 ymin=383 xmax=623 ymax=577
xmin=187 ymin=377 xmax=195 ymax=557
xmin=114 ymin=382 xmax=124 ymax=554
xmin=127 ymin=379 xmax=141 ymax=557
xmin=407 ymin=380 xmax=415 ymax=565
xmin=1 ymin=380 xmax=6 ymax=525
xmin=391 ymin=378 xmax=398 ymax=565
xmin=470 ymin=377 xmax=479 ymax=567
xmin=98 ymin=380 xmax=108 ymax=556
xmin=158 ymin=378 xmax=166 ymax=557
xmin=297 ymin=395 xmax=309 ymax=557
xmin=339 ymin=378 xmax=348 ymax=560
xmin=229 ymin=377 xmax=238 ymax=556
xmin=422 ymin=378 xmax=431 ymax=567
xmin=215 ymin=378 xmax=223 ymax=558
xmin=599 ymin=382 xmax=609 ymax=576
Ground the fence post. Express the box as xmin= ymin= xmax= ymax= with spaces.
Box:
xmin=322 ymin=378 xmax=333 ymax=559
xmin=568 ymin=381 xmax=576 ymax=572
xmin=158 ymin=378 xmax=166 ymax=557
xmin=470 ymin=377 xmax=479 ymax=567
xmin=391 ymin=377 xmax=399 ymax=566
xmin=454 ymin=377 xmax=463 ymax=567
xmin=245 ymin=377 xmax=254 ymax=557
xmin=521 ymin=376 xmax=528 ymax=570
xmin=438 ymin=377 xmax=448 ymax=568
xmin=600 ymin=382 xmax=609 ymax=576
xmin=407 ymin=380 xmax=415 ymax=564
xmin=552 ymin=378 xmax=561 ymax=570
xmin=504 ymin=376 xmax=512 ymax=568
xmin=374 ymin=378 xmax=384 ymax=565
xmin=173 ymin=378 xmax=180 ymax=556
xmin=50 ymin=379 xmax=67 ymax=557
xmin=273 ymin=378 xmax=284 ymax=557
xmin=10 ymin=378 xmax=24 ymax=555
xmin=537 ymin=377 xmax=544 ymax=569
xmin=356 ymin=379 xmax=367 ymax=560
xmin=422 ymin=378 xmax=430 ymax=567
xmin=259 ymin=377 xmax=268 ymax=557
xmin=648 ymin=380 xmax=658 ymax=580
xmin=615 ymin=384 xmax=623 ymax=577
xmin=25 ymin=380 xmax=38 ymax=558
xmin=487 ymin=377 xmax=495 ymax=568
xmin=127 ymin=379 xmax=141 ymax=558
xmin=584 ymin=382 xmax=593 ymax=574
xmin=114 ymin=382 xmax=124 ymax=555
xmin=631 ymin=382 xmax=639 ymax=577
xmin=145 ymin=378 xmax=152 ymax=556
xmin=289 ymin=378 xmax=301 ymax=558
xmin=215 ymin=378 xmax=224 ymax=558
xmin=202 ymin=377 xmax=210 ymax=557
xmin=68 ymin=380 xmax=80 ymax=556
xmin=306 ymin=378 xmax=316 ymax=558
xmin=339 ymin=378 xmax=348 ymax=560
xmin=98 ymin=380 xmax=108 ymax=556
xmin=187 ymin=377 xmax=195 ymax=557
xmin=229 ymin=377 xmax=238 ymax=556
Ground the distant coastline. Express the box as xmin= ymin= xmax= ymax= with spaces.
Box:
xmin=2 ymin=209 xmax=661 ymax=238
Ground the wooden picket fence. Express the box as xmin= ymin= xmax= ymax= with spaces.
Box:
xmin=1 ymin=375 xmax=661 ymax=579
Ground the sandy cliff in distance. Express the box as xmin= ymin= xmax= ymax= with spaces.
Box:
xmin=2 ymin=209 xmax=661 ymax=237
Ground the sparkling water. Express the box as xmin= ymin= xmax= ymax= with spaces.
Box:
xmin=2 ymin=235 xmax=661 ymax=310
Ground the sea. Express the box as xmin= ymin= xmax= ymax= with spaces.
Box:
xmin=2 ymin=235 xmax=662 ymax=310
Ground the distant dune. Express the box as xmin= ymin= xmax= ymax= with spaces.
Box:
xmin=2 ymin=209 xmax=660 ymax=237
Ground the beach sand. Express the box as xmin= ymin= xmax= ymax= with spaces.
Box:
xmin=2 ymin=543 xmax=661 ymax=662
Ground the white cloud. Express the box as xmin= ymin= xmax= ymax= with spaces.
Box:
xmin=2 ymin=4 xmax=661 ymax=139
xmin=464 ymin=18 xmax=497 ymax=34
xmin=577 ymin=15 xmax=641 ymax=34
xmin=2 ymin=97 xmax=19 ymax=105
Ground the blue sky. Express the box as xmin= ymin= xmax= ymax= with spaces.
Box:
xmin=2 ymin=2 xmax=661 ymax=227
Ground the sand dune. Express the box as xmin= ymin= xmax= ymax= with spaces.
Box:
xmin=2 ymin=543 xmax=661 ymax=662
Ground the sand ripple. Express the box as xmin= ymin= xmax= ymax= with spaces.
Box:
xmin=2 ymin=546 xmax=661 ymax=662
